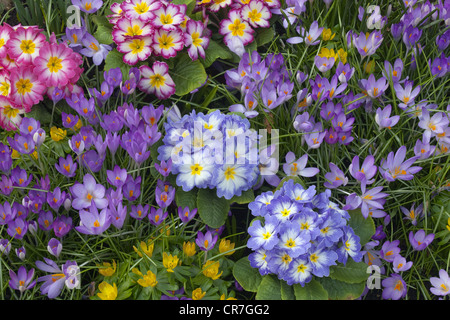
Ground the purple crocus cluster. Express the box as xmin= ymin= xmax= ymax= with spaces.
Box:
xmin=225 ymin=51 xmax=293 ymax=118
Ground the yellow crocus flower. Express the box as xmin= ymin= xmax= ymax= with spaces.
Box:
xmin=183 ymin=241 xmax=196 ymax=257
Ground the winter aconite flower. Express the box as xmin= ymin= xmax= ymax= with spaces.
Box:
xmin=97 ymin=282 xmax=118 ymax=300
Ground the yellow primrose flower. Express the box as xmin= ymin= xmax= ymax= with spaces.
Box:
xmin=162 ymin=252 xmax=180 ymax=273
xmin=202 ymin=260 xmax=223 ymax=280
xmin=133 ymin=240 xmax=154 ymax=258
xmin=132 ymin=268 xmax=158 ymax=288
xmin=318 ymin=47 xmax=338 ymax=61
xmin=50 ymin=127 xmax=67 ymax=142
xmin=322 ymin=28 xmax=335 ymax=41
xmin=97 ymin=282 xmax=118 ymax=300
xmin=192 ymin=288 xmax=206 ymax=300
xmin=219 ymin=239 xmax=235 ymax=256
xmin=220 ymin=294 xmax=237 ymax=300
xmin=337 ymin=48 xmax=348 ymax=64
xmin=183 ymin=241 xmax=196 ymax=257
xmin=97 ymin=260 xmax=117 ymax=277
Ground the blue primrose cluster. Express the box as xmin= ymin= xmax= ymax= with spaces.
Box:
xmin=247 ymin=179 xmax=363 ymax=286
xmin=157 ymin=109 xmax=261 ymax=200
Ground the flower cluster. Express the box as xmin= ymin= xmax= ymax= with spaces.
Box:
xmin=225 ymin=51 xmax=293 ymax=117
xmin=215 ymin=0 xmax=278 ymax=56
xmin=157 ymin=109 xmax=264 ymax=199
xmin=0 ymin=24 xmax=83 ymax=130
xmin=247 ymin=179 xmax=363 ymax=286
xmin=107 ymin=0 xmax=210 ymax=64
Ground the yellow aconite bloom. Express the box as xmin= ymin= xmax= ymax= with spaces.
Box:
xmin=132 ymin=268 xmax=158 ymax=288
xmin=318 ymin=47 xmax=338 ymax=61
xmin=192 ymin=288 xmax=206 ymax=300
xmin=11 ymin=149 xmax=20 ymax=159
xmin=97 ymin=282 xmax=118 ymax=300
xmin=219 ymin=239 xmax=235 ymax=256
xmin=74 ymin=118 xmax=83 ymax=131
xmin=183 ymin=241 xmax=196 ymax=257
xmin=220 ymin=294 xmax=237 ymax=300
xmin=364 ymin=59 xmax=375 ymax=74
xmin=133 ymin=240 xmax=155 ymax=258
xmin=202 ymin=260 xmax=223 ymax=280
xmin=50 ymin=127 xmax=67 ymax=142
xmin=446 ymin=217 xmax=450 ymax=232
xmin=98 ymin=260 xmax=117 ymax=277
xmin=337 ymin=48 xmax=348 ymax=64
xmin=162 ymin=252 xmax=180 ymax=273
xmin=322 ymin=28 xmax=335 ymax=41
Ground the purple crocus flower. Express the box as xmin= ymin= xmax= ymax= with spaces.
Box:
xmin=38 ymin=211 xmax=54 ymax=231
xmin=80 ymin=33 xmax=111 ymax=65
xmin=68 ymin=134 xmax=85 ymax=155
xmin=304 ymin=124 xmax=327 ymax=149
xmin=106 ymin=165 xmax=128 ymax=188
xmin=394 ymin=80 xmax=421 ymax=108
xmin=0 ymin=142 xmax=12 ymax=173
xmin=46 ymin=187 xmax=66 ymax=212
xmin=72 ymin=0 xmax=103 ymax=13
xmin=414 ymin=137 xmax=436 ymax=160
xmin=53 ymin=215 xmax=73 ymax=237
xmin=335 ymin=62 xmax=355 ymax=83
xmin=409 ymin=230 xmax=434 ymax=251
xmin=324 ymin=162 xmax=348 ymax=189
xmin=123 ymin=175 xmax=141 ymax=201
xmin=379 ymin=239 xmax=401 ymax=262
xmin=100 ymin=111 xmax=124 ymax=133
xmin=35 ymin=259 xmax=78 ymax=299
xmin=7 ymin=218 xmax=28 ymax=240
xmin=314 ymin=55 xmax=335 ymax=73
xmin=155 ymin=159 xmax=172 ymax=177
xmin=402 ymin=25 xmax=422 ymax=50
xmin=76 ymin=203 xmax=111 ymax=235
xmin=392 ymin=255 xmax=413 ymax=273
xmin=359 ymin=74 xmax=388 ymax=99
xmin=104 ymin=67 xmax=123 ymax=88
xmin=196 ymin=230 xmax=218 ymax=251
xmin=293 ymin=112 xmax=314 ymax=133
xmin=383 ymin=58 xmax=404 ymax=83
xmin=287 ymin=20 xmax=323 ymax=45
xmin=283 ymin=152 xmax=319 ymax=177
xmin=47 ymin=238 xmax=62 ymax=258
xmin=61 ymin=112 xmax=79 ymax=129
xmin=418 ymin=109 xmax=449 ymax=141
xmin=430 ymin=269 xmax=450 ymax=296
xmin=375 ymin=104 xmax=400 ymax=129
xmin=105 ymin=131 xmax=120 ymax=156
xmin=256 ymin=145 xmax=281 ymax=188
xmin=353 ymin=30 xmax=383 ymax=57
xmin=9 ymin=266 xmax=36 ymax=293
xmin=15 ymin=246 xmax=26 ymax=261
xmin=400 ymin=202 xmax=424 ymax=226
xmin=7 ymin=134 xmax=35 ymax=155
xmin=0 ymin=239 xmax=11 ymax=255
xmin=108 ymin=200 xmax=127 ymax=230
xmin=0 ymin=201 xmax=15 ymax=225
xmin=178 ymin=206 xmax=197 ymax=224
xmin=331 ymin=112 xmax=354 ymax=133
xmin=379 ymin=146 xmax=422 ymax=181
xmin=148 ymin=207 xmax=168 ymax=226
xmin=0 ymin=175 xmax=13 ymax=196
xmin=70 ymin=173 xmax=108 ymax=210
xmin=429 ymin=54 xmax=448 ymax=78
xmin=382 ymin=274 xmax=407 ymax=300
xmin=155 ymin=184 xmax=175 ymax=208
xmin=130 ymin=204 xmax=149 ymax=220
